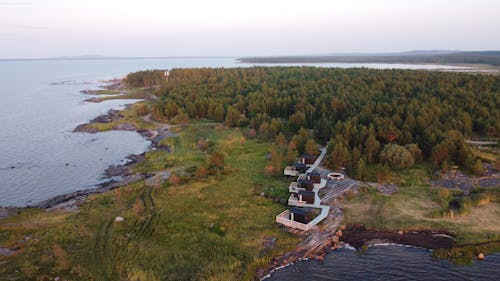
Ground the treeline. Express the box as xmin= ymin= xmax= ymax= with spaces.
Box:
xmin=125 ymin=70 xmax=165 ymax=88
xmin=130 ymin=67 xmax=500 ymax=173
xmin=239 ymin=51 xmax=500 ymax=66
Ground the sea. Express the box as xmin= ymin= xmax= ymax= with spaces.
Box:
xmin=265 ymin=245 xmax=499 ymax=280
xmin=0 ymin=57 xmax=495 ymax=280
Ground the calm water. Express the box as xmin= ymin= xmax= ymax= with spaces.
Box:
xmin=0 ymin=58 xmax=240 ymax=207
xmin=266 ymin=245 xmax=499 ymax=281
xmin=0 ymin=58 xmax=469 ymax=207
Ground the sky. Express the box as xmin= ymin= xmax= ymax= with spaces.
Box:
xmin=0 ymin=0 xmax=499 ymax=59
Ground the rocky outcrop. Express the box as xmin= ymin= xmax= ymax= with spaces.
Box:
xmin=340 ymin=224 xmax=456 ymax=249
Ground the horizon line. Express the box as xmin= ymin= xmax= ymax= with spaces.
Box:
xmin=2 ymin=49 xmax=500 ymax=61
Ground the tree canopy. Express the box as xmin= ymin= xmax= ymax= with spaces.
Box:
xmin=127 ymin=67 xmax=500 ymax=172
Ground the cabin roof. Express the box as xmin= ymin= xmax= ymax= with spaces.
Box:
xmin=293 ymin=163 xmax=307 ymax=168
xmin=290 ymin=207 xmax=311 ymax=216
xmin=298 ymin=179 xmax=312 ymax=184
xmin=306 ymin=172 xmax=320 ymax=176
xmin=298 ymin=190 xmax=315 ymax=196
xmin=301 ymin=154 xmax=316 ymax=159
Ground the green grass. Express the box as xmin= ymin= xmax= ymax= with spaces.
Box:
xmin=88 ymin=88 xmax=153 ymax=102
xmin=81 ymin=101 xmax=157 ymax=132
xmin=342 ymin=185 xmax=500 ymax=245
xmin=0 ymin=127 xmax=299 ymax=280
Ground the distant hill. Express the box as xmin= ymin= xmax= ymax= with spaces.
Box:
xmin=238 ymin=51 xmax=500 ymax=66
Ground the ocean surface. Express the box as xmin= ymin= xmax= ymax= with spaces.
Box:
xmin=0 ymin=58 xmax=470 ymax=207
xmin=266 ymin=245 xmax=499 ymax=281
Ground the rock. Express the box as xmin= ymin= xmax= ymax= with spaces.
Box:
xmin=114 ymin=216 xmax=124 ymax=222
xmin=478 ymin=253 xmax=485 ymax=260
xmin=398 ymin=230 xmax=404 ymax=235
xmin=54 ymin=277 xmax=60 ymax=281
xmin=315 ymin=255 xmax=324 ymax=262
xmin=339 ymin=224 xmax=346 ymax=230
xmin=104 ymin=165 xmax=129 ymax=177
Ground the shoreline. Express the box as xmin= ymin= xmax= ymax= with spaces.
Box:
xmin=257 ymin=166 xmax=500 ymax=279
xmin=0 ymin=79 xmax=170 ymax=213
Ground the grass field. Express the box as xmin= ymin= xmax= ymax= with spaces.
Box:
xmin=342 ymin=185 xmax=500 ymax=244
xmin=88 ymin=87 xmax=153 ymax=101
xmin=0 ymin=127 xmax=298 ymax=280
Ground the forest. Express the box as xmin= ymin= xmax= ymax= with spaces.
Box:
xmin=125 ymin=67 xmax=500 ymax=176
xmin=238 ymin=51 xmax=500 ymax=66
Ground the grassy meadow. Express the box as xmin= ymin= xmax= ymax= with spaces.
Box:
xmin=0 ymin=127 xmax=298 ymax=280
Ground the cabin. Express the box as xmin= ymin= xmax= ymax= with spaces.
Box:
xmin=298 ymin=190 xmax=315 ymax=204
xmin=290 ymin=207 xmax=313 ymax=224
xmin=298 ymin=179 xmax=314 ymax=191
xmin=293 ymin=163 xmax=308 ymax=173
xmin=289 ymin=190 xmax=315 ymax=205
xmin=306 ymin=172 xmax=321 ymax=183
xmin=301 ymin=154 xmax=317 ymax=165
xmin=284 ymin=163 xmax=308 ymax=177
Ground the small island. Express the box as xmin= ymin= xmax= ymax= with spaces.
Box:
xmin=1 ymin=67 xmax=499 ymax=280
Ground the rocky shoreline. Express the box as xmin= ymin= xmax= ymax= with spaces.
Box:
xmin=31 ymin=121 xmax=175 ymax=211
xmin=340 ymin=224 xmax=456 ymax=249
xmin=0 ymin=79 xmax=174 ymax=215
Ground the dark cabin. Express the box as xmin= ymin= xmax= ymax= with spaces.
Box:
xmin=298 ymin=190 xmax=315 ymax=204
xmin=293 ymin=163 xmax=308 ymax=173
xmin=298 ymin=179 xmax=314 ymax=191
xmin=301 ymin=154 xmax=317 ymax=165
xmin=306 ymin=172 xmax=321 ymax=183
xmin=290 ymin=207 xmax=312 ymax=224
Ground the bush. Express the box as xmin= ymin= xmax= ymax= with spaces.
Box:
xmin=380 ymin=144 xmax=415 ymax=169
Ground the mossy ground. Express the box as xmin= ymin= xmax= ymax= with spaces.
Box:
xmin=88 ymin=87 xmax=153 ymax=101
xmin=342 ymin=184 xmax=499 ymax=245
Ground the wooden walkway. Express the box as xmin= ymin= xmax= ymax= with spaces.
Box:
xmin=306 ymin=147 xmax=327 ymax=174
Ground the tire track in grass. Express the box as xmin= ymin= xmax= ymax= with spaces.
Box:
xmin=93 ymin=186 xmax=161 ymax=279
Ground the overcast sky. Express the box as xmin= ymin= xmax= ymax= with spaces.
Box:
xmin=0 ymin=0 xmax=498 ymax=59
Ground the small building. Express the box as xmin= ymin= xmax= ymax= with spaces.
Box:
xmin=293 ymin=163 xmax=308 ymax=173
xmin=306 ymin=172 xmax=321 ymax=183
xmin=298 ymin=179 xmax=314 ymax=191
xmin=284 ymin=163 xmax=308 ymax=177
xmin=290 ymin=207 xmax=313 ymax=224
xmin=301 ymin=154 xmax=317 ymax=165
xmin=298 ymin=190 xmax=315 ymax=204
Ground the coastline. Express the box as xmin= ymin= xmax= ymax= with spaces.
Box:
xmin=0 ymin=79 xmax=170 ymax=213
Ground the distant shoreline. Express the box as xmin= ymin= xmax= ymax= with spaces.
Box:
xmin=238 ymin=51 xmax=500 ymax=73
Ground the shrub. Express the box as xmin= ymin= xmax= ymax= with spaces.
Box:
xmin=380 ymin=144 xmax=415 ymax=169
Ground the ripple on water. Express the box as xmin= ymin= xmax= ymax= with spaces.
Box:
xmin=265 ymin=245 xmax=500 ymax=281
